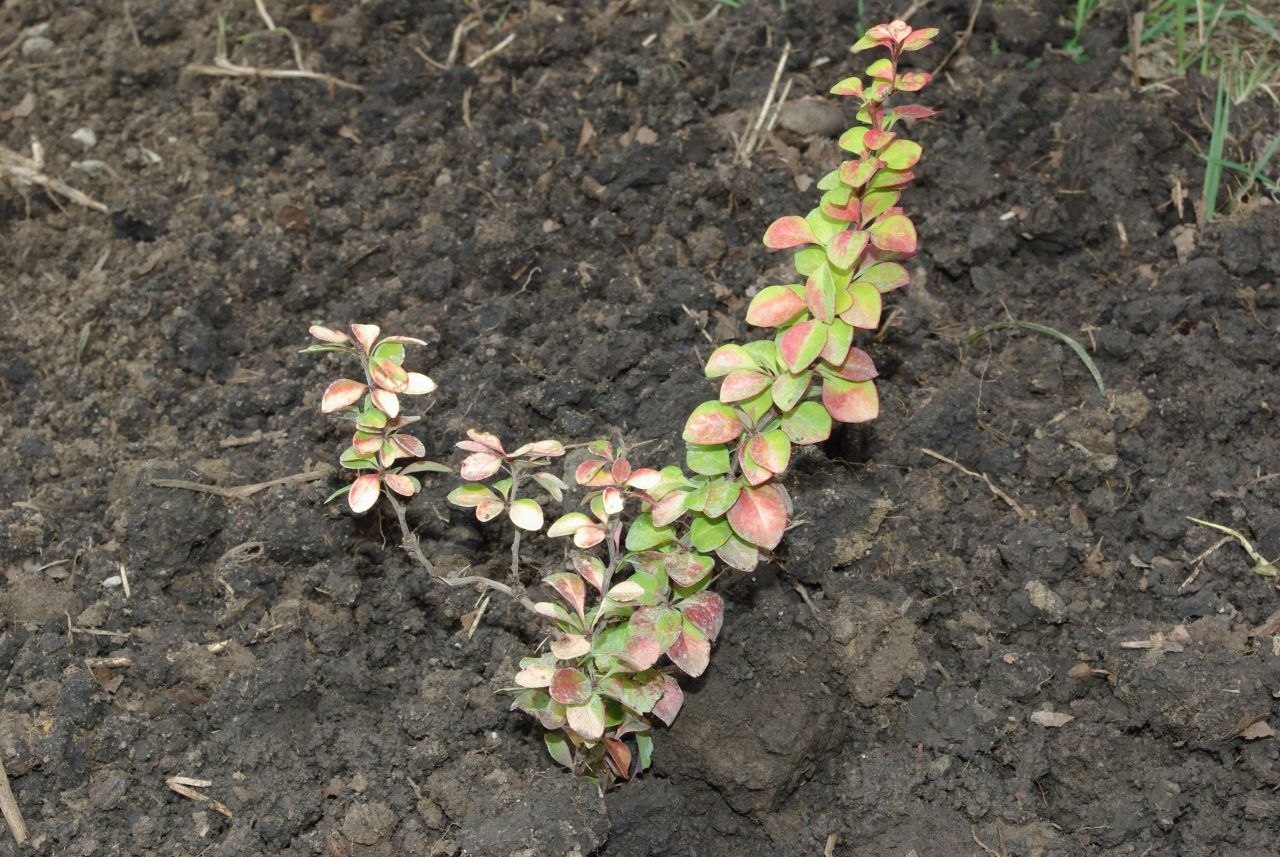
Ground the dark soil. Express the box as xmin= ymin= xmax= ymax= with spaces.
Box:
xmin=3 ymin=0 xmax=1280 ymax=854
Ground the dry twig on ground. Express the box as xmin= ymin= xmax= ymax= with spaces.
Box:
xmin=1 ymin=141 xmax=108 ymax=213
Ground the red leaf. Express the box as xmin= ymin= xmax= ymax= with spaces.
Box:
xmin=830 ymin=347 xmax=878 ymax=381
xmin=603 ymin=738 xmax=633 ymax=779
xmin=726 ymin=483 xmax=788 ymax=550
xmin=778 ymin=320 xmax=827 ymax=373
xmin=545 ymin=572 xmax=587 ymax=619
xmin=893 ymin=104 xmax=938 ymax=120
xmin=574 ymin=459 xmax=611 ymax=487
xmin=383 ymin=473 xmax=417 ymax=497
xmin=682 ymin=401 xmax=745 ymax=445
xmin=763 ymin=215 xmax=816 ymax=249
xmin=868 ymin=214 xmax=918 ymax=255
xmin=822 ymin=377 xmax=879 ymax=423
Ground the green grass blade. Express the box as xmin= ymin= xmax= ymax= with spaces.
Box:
xmin=964 ymin=320 xmax=1107 ymax=396
xmin=1203 ymin=76 xmax=1230 ymax=222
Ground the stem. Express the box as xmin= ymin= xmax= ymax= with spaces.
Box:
xmin=387 ymin=495 xmax=541 ymax=616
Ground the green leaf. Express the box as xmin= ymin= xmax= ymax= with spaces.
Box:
xmin=838 ymin=126 xmax=868 ymax=154
xmin=770 ymin=370 xmax=812 ymax=412
xmin=686 ymin=443 xmax=731 ymax=477
xmin=508 ymin=498 xmax=545 ymax=531
xmin=702 ymin=479 xmax=742 ymax=519
xmin=781 ymin=400 xmax=833 ymax=445
xmin=447 ymin=483 xmax=499 ymax=508
xmin=625 ymin=512 xmax=676 ymax=551
xmin=371 ymin=340 xmax=406 ymax=365
xmin=704 ymin=344 xmax=758 ymax=378
xmin=400 ymin=459 xmax=452 ymax=475
xmin=793 ymin=246 xmax=826 ymax=276
xmin=820 ymin=318 xmax=854 ymax=365
xmin=840 ymin=282 xmax=883 ymax=329
xmin=339 ymin=447 xmax=378 ymax=470
xmin=778 ymin=320 xmax=828 ymax=373
xmin=636 ymin=732 xmax=654 ymax=770
xmin=736 ymin=387 xmax=775 ymax=424
xmin=853 ymin=261 xmax=910 ymax=293
xmin=544 ymin=732 xmax=573 ymax=768
xmin=806 ymin=263 xmax=837 ymax=323
xmin=816 ymin=169 xmax=842 ymax=190
xmin=743 ymin=339 xmax=780 ymax=372
xmin=715 ymin=533 xmax=760 ymax=572
xmin=689 ymin=514 xmax=733 ymax=552
xmin=804 ymin=209 xmax=846 ymax=244
xmin=880 ymin=139 xmax=922 ymax=170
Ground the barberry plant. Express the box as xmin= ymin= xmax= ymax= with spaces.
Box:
xmin=305 ymin=324 xmax=448 ymax=513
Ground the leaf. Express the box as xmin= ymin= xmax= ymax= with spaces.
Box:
xmin=348 ymin=474 xmax=382 ymax=514
xmin=309 ymin=324 xmax=350 ymax=344
xmin=779 ymin=320 xmax=828 ymax=373
xmin=597 ymin=673 xmax=664 ymax=714
xmin=575 ymin=524 xmax=607 ymax=550
xmin=349 ymin=323 xmax=380 ymax=353
xmin=822 ymin=377 xmax=879 ymax=423
xmin=868 ymin=214 xmax=918 ymax=255
xmin=369 ymin=357 xmax=409 ymax=393
xmin=806 ymin=264 xmax=837 ymax=323
xmin=463 ymin=429 xmax=505 ymax=453
xmin=838 ymin=126 xmax=868 ymax=154
xmin=352 ymin=432 xmax=381 ymax=455
xmin=515 ymin=662 xmax=555 ymax=688
xmin=545 ymin=572 xmax=587 ymax=619
xmin=865 ymin=57 xmax=894 ymax=80
xmin=828 ymin=346 xmax=878 ymax=382
xmin=704 ymin=344 xmax=758 ymax=378
xmin=859 ymin=190 xmax=900 ymax=226
xmin=371 ymin=340 xmax=406 ymax=365
xmin=702 ymin=479 xmax=742 ymax=519
xmin=572 ymin=554 xmax=606 ymax=592
xmin=1029 ymin=710 xmax=1074 ymax=728
xmin=606 ymin=580 xmax=646 ymax=603
xmin=840 ymin=157 xmax=881 ymax=188
xmin=820 ymin=318 xmax=854 ymax=366
xmin=726 ymin=483 xmax=788 ymax=550
xmin=770 ymin=370 xmax=812 ymax=412
xmin=383 ymin=473 xmax=418 ymax=497
xmin=550 ymin=668 xmax=593 ymax=705
xmin=636 ymin=732 xmax=654 ymax=770
xmin=667 ymin=621 xmax=711 ymax=677
xmin=715 ymin=533 xmax=760 ymax=572
xmin=532 ymin=471 xmax=567 ymax=501
xmin=763 ymin=215 xmax=816 ymax=249
xmin=826 ymin=229 xmax=869 ymax=270
xmin=793 ymin=246 xmax=826 ymax=276
xmin=369 ymin=387 xmax=400 ymax=419
xmin=400 ymin=459 xmax=452 ymax=475
xmin=574 ymin=458 xmax=610 ymax=487
xmin=322 ymin=379 xmax=368 ymax=413
xmin=682 ymin=401 xmax=745 ymax=445
xmin=566 ymin=696 xmax=606 ymax=742
xmin=652 ymin=675 xmax=685 ymax=726
xmin=853 ymin=261 xmax=910 ymax=293
xmin=551 ymin=634 xmax=592 ymax=660
xmin=650 ymin=489 xmax=689 ymax=527
xmin=665 ymin=552 xmax=714 ymax=588
xmin=689 ymin=514 xmax=733 ymax=553
xmin=625 ymin=512 xmax=675 ymax=551
xmin=602 ymin=486 xmax=625 ymax=516
xmin=475 ymin=499 xmax=505 ymax=522
xmin=511 ymin=439 xmax=566 ymax=458
xmin=880 ymin=139 xmax=922 ymax=170
xmin=460 ymin=451 xmax=504 ymax=481
xmin=391 ymin=434 xmax=426 ymax=459
xmin=840 ymin=282 xmax=883 ymax=329
xmin=680 ymin=591 xmax=725 ymax=641
xmin=508 ymin=498 xmax=545 ymax=531
xmin=603 ymin=737 xmax=633 ymax=778
xmin=902 ymin=27 xmax=939 ymax=50
xmin=544 ymin=732 xmax=574 ymax=768
xmin=829 ymin=76 xmax=863 ymax=97
xmin=895 ymin=71 xmax=932 ymax=91
xmin=737 ymin=442 xmax=774 ymax=487
xmin=720 ymin=371 xmax=771 ymax=403
xmin=686 ymin=442 xmax=731 ymax=476
xmin=867 ymin=167 xmax=914 ymax=190
xmin=748 ymin=430 xmax=791 ymax=475
xmin=340 ymin=446 xmax=378 ymax=470
xmin=746 ymin=285 xmax=807 ymax=328
xmin=804 ymin=209 xmax=846 ymax=244
xmin=891 ymin=103 xmax=938 ymax=121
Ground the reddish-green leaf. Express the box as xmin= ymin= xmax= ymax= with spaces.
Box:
xmin=634 ymin=606 xmax=685 ymax=650
xmin=726 ymin=483 xmax=788 ymax=549
xmin=383 ymin=473 xmax=418 ymax=497
xmin=737 ymin=442 xmax=774 ymax=487
xmin=781 ymin=400 xmax=833 ymax=445
xmin=880 ymin=139 xmax=922 ymax=170
xmin=369 ymin=357 xmax=408 ymax=393
xmin=746 ymin=285 xmax=807 ymax=328
xmin=763 ymin=215 xmax=816 ymax=249
xmin=748 ymin=430 xmax=792 ymax=475
xmin=903 ymin=27 xmax=939 ymax=51
xmin=865 ymin=57 xmax=894 ymax=80
xmin=868 ymin=213 xmax=918 ymax=254
xmin=546 ymin=572 xmax=587 ymax=619
xmin=702 ymin=479 xmax=742 ymax=519
xmin=720 ymin=370 xmax=772 ymax=403
xmin=603 ymin=737 xmax=633 ymax=778
xmin=839 ymin=157 xmax=881 ymax=188
xmin=863 ymin=128 xmax=896 ymax=150
xmin=829 ymin=76 xmax=864 ymax=97
xmin=683 ymin=401 xmax=745 ymax=445
xmin=597 ymin=673 xmax=664 ymax=714
xmin=704 ymin=344 xmax=758 ymax=378
xmin=349 ymin=323 xmax=380 ymax=353
xmin=550 ymin=668 xmax=593 ymax=705
xmin=475 ymin=498 xmax=505 ymax=522
xmin=826 ymin=229 xmax=869 ymax=270
xmin=841 ymin=282 xmax=883 ymax=329
xmin=868 ymin=168 xmax=915 ymax=190
xmin=860 ymin=190 xmax=900 ymax=226
xmin=551 ymin=634 xmax=591 ymax=660
xmin=667 ymin=621 xmax=711 ymax=677
xmin=572 ymin=554 xmax=605 ymax=592
xmin=823 ymin=377 xmax=880 ymax=423
xmin=891 ymin=104 xmax=938 ymax=121
xmin=895 ymin=71 xmax=932 ymax=91
xmin=665 ymin=552 xmax=714 ymax=588
xmin=770 ymin=369 xmax=812 ymax=412
xmin=854 ymin=261 xmax=910 ymax=293
xmin=716 ymin=533 xmax=760 ymax=572
xmin=779 ymin=320 xmax=828 ymax=373
xmin=460 ymin=451 xmax=503 ymax=481
xmin=515 ymin=661 xmax=555 ymax=688
xmin=838 ymin=126 xmax=868 ymax=154
xmin=805 ymin=267 xmax=837 ymax=324
xmin=348 ymin=474 xmax=381 ymax=514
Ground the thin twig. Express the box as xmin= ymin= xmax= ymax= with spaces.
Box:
xmin=467 ymin=33 xmax=515 ymax=69
xmin=2 ymin=142 xmax=108 ymax=213
xmin=737 ymin=41 xmax=791 ymax=165
xmin=185 ymin=16 xmax=361 ymax=91
xmin=933 ymin=0 xmax=984 ymax=76
xmin=253 ymin=0 xmax=276 ymax=31
xmin=0 ymin=754 xmax=28 ymax=845
xmin=919 ymin=447 xmax=1032 ymax=519
xmin=149 ymin=468 xmax=331 ymax=500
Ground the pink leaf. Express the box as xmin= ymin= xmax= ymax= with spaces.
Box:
xmin=369 ymin=387 xmax=400 ymax=419
xmin=830 ymin=347 xmax=878 ymax=382
xmin=352 ymin=432 xmax=381 ymax=454
xmin=667 ymin=623 xmax=711 ymax=677
xmin=514 ymin=663 xmax=554 ymax=688
xmin=726 ymin=483 xmax=788 ymax=550
xmin=369 ymin=358 xmax=409 ymax=393
xmin=383 ymin=473 xmax=417 ymax=497
xmin=465 ymin=429 xmax=505 ymax=453
xmin=475 ymin=499 xmax=505 ymax=522
xmin=603 ymin=486 xmax=625 ymax=515
xmin=625 ymin=468 xmax=662 ymax=490
xmin=391 ymin=434 xmax=426 ymax=459
xmin=347 ymin=474 xmax=381 ymax=514
xmin=573 ymin=555 xmax=605 ymax=592
xmin=779 ymin=320 xmax=828 ymax=373
xmin=321 ymin=379 xmax=368 ymax=413
xmin=746 ymin=285 xmax=807 ymax=328
xmin=680 ymin=591 xmax=725 ymax=641
xmin=309 ymin=324 xmax=350 ymax=343
xmin=574 ymin=525 xmax=606 ymax=550
xmin=652 ymin=675 xmax=685 ymax=726
xmin=719 ymin=371 xmax=771 ymax=403
xmin=682 ymin=401 xmax=745 ymax=445
xmin=545 ymin=572 xmax=587 ymax=619
xmin=460 ymin=451 xmax=503 ymax=481
xmin=826 ymin=229 xmax=870 ymax=270
xmin=349 ymin=323 xmax=381 ymax=353
xmin=603 ymin=737 xmax=633 ymax=779
xmin=763 ymin=215 xmax=816 ymax=250
xmin=868 ymin=213 xmax=918 ymax=255
xmin=574 ymin=459 xmax=611 ymax=487
xmin=550 ymin=668 xmax=593 ymax=705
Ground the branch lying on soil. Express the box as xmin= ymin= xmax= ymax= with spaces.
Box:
xmin=1 ymin=142 xmax=108 ymax=213
xmin=919 ymin=447 xmax=1033 ymax=519
xmin=387 ymin=496 xmax=541 ymax=616
xmin=148 ymin=468 xmax=332 ymax=500
xmin=0 ymin=755 xmax=28 ymax=845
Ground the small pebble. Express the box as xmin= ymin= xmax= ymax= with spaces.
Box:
xmin=21 ymin=36 xmax=54 ymax=58
xmin=72 ymin=127 xmax=98 ymax=148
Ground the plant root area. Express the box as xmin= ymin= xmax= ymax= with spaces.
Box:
xmin=2 ymin=1 xmax=1279 ymax=854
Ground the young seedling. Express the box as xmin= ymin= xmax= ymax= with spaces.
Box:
xmin=305 ymin=323 xmax=448 ymax=513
